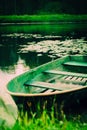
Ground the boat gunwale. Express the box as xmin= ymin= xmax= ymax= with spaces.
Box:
xmin=6 ymin=55 xmax=87 ymax=97
xmin=6 ymin=85 xmax=87 ymax=97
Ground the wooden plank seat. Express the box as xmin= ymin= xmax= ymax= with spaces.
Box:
xmin=60 ymin=76 xmax=87 ymax=85
xmin=44 ymin=70 xmax=87 ymax=78
xmin=46 ymin=75 xmax=62 ymax=83
xmin=63 ymin=61 xmax=87 ymax=67
xmin=46 ymin=75 xmax=87 ymax=85
xmin=24 ymin=81 xmax=81 ymax=91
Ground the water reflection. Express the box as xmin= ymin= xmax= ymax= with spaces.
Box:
xmin=20 ymin=52 xmax=52 ymax=68
xmin=0 ymin=57 xmax=30 ymax=88
xmin=0 ymin=46 xmax=18 ymax=68
xmin=0 ymin=23 xmax=87 ymax=37
xmin=0 ymin=23 xmax=87 ymax=87
xmin=0 ymin=38 xmax=52 ymax=87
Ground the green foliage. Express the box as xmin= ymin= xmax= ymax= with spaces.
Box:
xmin=1 ymin=104 xmax=87 ymax=130
xmin=0 ymin=14 xmax=87 ymax=23
xmin=0 ymin=0 xmax=87 ymax=15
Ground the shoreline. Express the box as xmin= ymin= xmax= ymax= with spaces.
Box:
xmin=0 ymin=14 xmax=87 ymax=24
xmin=0 ymin=21 xmax=87 ymax=26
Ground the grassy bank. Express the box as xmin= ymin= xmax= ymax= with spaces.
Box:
xmin=1 ymin=100 xmax=87 ymax=130
xmin=1 ymin=109 xmax=87 ymax=130
xmin=0 ymin=14 xmax=87 ymax=23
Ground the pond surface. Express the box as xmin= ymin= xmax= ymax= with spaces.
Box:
xmin=0 ymin=23 xmax=87 ymax=120
xmin=0 ymin=23 xmax=87 ymax=89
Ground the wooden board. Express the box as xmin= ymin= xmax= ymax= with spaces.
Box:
xmin=24 ymin=81 xmax=81 ymax=91
xmin=44 ymin=70 xmax=87 ymax=78
xmin=63 ymin=61 xmax=87 ymax=67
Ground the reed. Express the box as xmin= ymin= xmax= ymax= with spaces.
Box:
xmin=0 ymin=102 xmax=87 ymax=130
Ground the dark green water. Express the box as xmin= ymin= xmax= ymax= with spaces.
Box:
xmin=1 ymin=23 xmax=87 ymax=35
xmin=0 ymin=23 xmax=87 ymax=119
xmin=0 ymin=23 xmax=87 ymax=86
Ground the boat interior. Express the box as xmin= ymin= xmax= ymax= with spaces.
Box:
xmin=24 ymin=55 xmax=87 ymax=94
xmin=7 ymin=55 xmax=87 ymax=95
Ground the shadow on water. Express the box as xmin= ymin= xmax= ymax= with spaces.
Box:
xmin=0 ymin=23 xmax=87 ymax=121
xmin=0 ymin=23 xmax=87 ymax=37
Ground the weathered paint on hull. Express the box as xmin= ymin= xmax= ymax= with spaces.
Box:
xmin=7 ymin=55 xmax=87 ymax=106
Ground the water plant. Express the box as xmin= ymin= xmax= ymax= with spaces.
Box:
xmin=0 ymin=100 xmax=87 ymax=130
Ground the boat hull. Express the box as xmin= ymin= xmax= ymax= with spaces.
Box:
xmin=12 ymin=86 xmax=87 ymax=112
xmin=6 ymin=55 xmax=87 ymax=108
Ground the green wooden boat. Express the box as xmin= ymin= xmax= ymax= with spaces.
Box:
xmin=7 ymin=55 xmax=87 ymax=102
